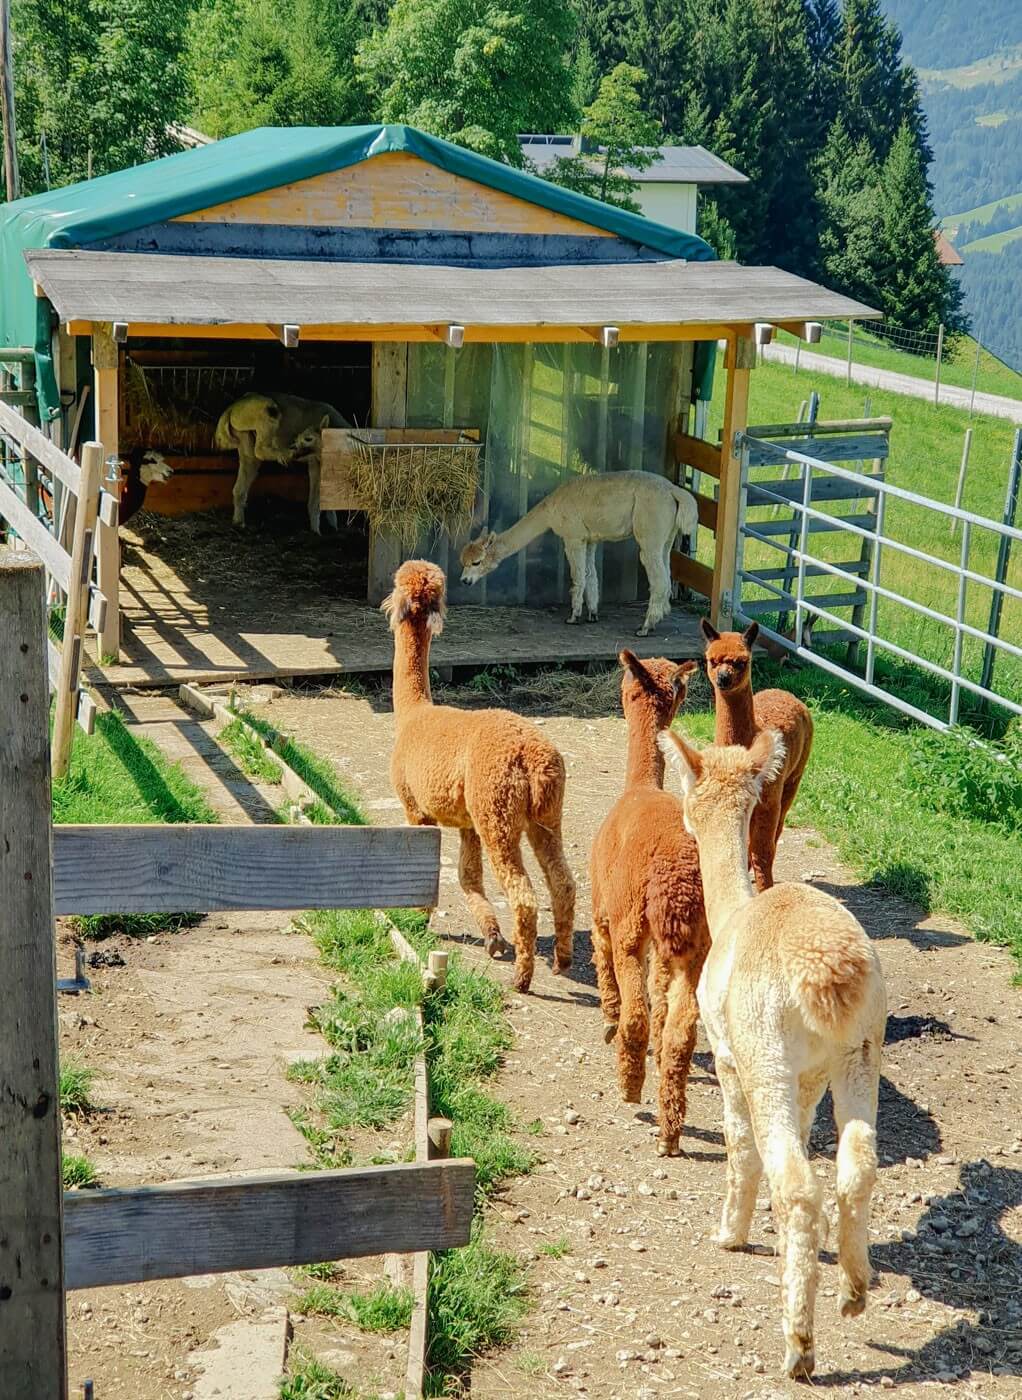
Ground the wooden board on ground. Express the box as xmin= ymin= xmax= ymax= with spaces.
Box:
xmin=64 ymin=1160 xmax=475 ymax=1289
xmin=52 ymin=823 xmax=441 ymax=914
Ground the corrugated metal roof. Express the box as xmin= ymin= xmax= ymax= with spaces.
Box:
xmin=26 ymin=248 xmax=880 ymax=329
xmin=519 ymin=138 xmax=747 ymax=185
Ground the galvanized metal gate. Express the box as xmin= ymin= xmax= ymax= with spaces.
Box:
xmin=732 ymin=422 xmax=1022 ymax=731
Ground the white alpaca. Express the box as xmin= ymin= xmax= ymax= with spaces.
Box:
xmin=459 ymin=471 xmax=698 ymax=637
xmin=658 ymin=727 xmax=887 ymax=1380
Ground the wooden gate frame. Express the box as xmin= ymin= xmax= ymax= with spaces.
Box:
xmin=0 ymin=550 xmax=473 ymax=1399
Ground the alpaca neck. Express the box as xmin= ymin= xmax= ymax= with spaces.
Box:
xmin=624 ymin=708 xmax=666 ymax=789
xmin=715 ymin=683 xmax=757 ymax=746
xmin=696 ymin=816 xmax=754 ymax=936
xmin=494 ymin=497 xmax=554 ymax=561
xmin=392 ymin=620 xmax=433 ymax=713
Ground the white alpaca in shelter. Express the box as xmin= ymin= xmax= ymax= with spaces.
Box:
xmin=659 ymin=726 xmax=887 ymax=1380
xmin=460 ymin=470 xmax=698 ymax=636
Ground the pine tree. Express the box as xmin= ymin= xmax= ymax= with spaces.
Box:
xmin=570 ymin=33 xmax=600 ymax=112
xmin=835 ymin=0 xmax=928 ymax=164
xmin=815 ymin=115 xmax=882 ymax=307
xmin=618 ymin=0 xmax=688 ymax=132
xmin=544 ymin=63 xmax=660 ymax=212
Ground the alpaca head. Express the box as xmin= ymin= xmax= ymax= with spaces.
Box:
xmin=658 ymin=727 xmax=786 ymax=839
xmin=701 ymin=618 xmax=759 ymax=696
xmin=290 ymin=415 xmax=330 ymax=461
xmin=619 ymin=650 xmax=697 ymax=730
xmin=459 ymin=530 xmax=500 ymax=584
xmin=381 ymin=560 xmax=447 ymax=634
xmin=139 ymin=450 xmax=173 ymax=487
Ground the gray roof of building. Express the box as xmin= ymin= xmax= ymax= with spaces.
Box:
xmin=519 ymin=139 xmax=748 ymax=185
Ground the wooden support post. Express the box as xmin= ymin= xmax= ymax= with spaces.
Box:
xmin=427 ymin=1117 xmax=454 ymax=1158
xmin=92 ymin=328 xmax=120 ymax=659
xmin=367 ymin=343 xmax=408 ymax=605
xmin=934 ymin=323 xmax=945 ymax=407
xmin=516 ymin=344 xmax=534 ymax=604
xmin=950 ymin=428 xmax=972 ymax=536
xmin=0 ymin=550 xmax=67 ymax=1398
xmin=711 ymin=334 xmax=754 ymax=627
xmin=51 ymin=443 xmax=102 ymax=780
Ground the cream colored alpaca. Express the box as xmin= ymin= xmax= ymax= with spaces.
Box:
xmin=383 ymin=560 xmax=575 ymax=993
xmin=460 ymin=471 xmax=698 ymax=636
xmin=659 ymin=728 xmax=886 ymax=1381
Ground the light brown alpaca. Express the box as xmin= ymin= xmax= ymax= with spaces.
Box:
xmin=701 ymin=619 xmax=813 ymax=890
xmin=660 ymin=728 xmax=886 ymax=1380
xmin=383 ymin=561 xmax=575 ymax=993
xmin=589 ymin=651 xmax=710 ymax=1157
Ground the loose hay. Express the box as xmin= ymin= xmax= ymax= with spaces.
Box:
xmin=349 ymin=436 xmax=482 ymax=547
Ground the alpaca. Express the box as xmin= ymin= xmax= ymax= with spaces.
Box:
xmin=701 ymin=619 xmax=813 ymax=890
xmin=590 ymin=651 xmax=709 ymax=1157
xmin=383 ymin=560 xmax=575 ymax=993
xmin=214 ymin=392 xmax=350 ymax=532
xmin=659 ymin=727 xmax=886 ymax=1380
xmin=460 ymin=471 xmax=699 ymax=636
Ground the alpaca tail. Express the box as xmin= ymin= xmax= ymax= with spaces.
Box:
xmin=527 ymin=746 xmax=567 ymax=831
xmin=213 ymin=406 xmax=237 ymax=450
xmin=671 ymin=484 xmax=699 ymax=552
xmin=381 ymin=559 xmax=447 ymax=634
xmin=782 ymin=920 xmax=875 ymax=1038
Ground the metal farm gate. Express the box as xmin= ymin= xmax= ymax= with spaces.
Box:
xmin=731 ymin=421 xmax=1022 ymax=731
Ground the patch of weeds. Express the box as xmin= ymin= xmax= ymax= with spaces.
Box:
xmin=906 ymin=723 xmax=1022 ymax=835
xmin=278 ymin=1351 xmax=359 ymax=1400
xmin=538 ymin=1237 xmax=571 ymax=1259
xmin=295 ymin=1260 xmax=344 ymax=1282
xmin=62 ymin=1154 xmax=98 ymax=1189
xmin=525 ymin=1118 xmax=544 ymax=1136
xmin=297 ymin=1281 xmax=414 ymax=1333
xmin=220 ymin=718 xmax=284 ymax=785
xmin=59 ymin=1059 xmax=97 ymax=1115
xmin=288 ymin=1108 xmax=352 ymax=1170
xmin=72 ymin=910 xmax=204 ymax=941
xmin=236 ymin=709 xmax=365 ymax=824
xmin=516 ymin=1350 xmax=547 ymax=1376
xmin=425 ymin=1227 xmax=529 ymax=1394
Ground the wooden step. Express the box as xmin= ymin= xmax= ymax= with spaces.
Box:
xmin=741 ymin=591 xmax=866 ymax=618
xmin=748 ymin=512 xmax=878 ymax=537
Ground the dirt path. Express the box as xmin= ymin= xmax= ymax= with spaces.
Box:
xmin=261 ymin=683 xmax=1022 ymax=1400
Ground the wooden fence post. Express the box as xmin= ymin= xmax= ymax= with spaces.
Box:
xmin=980 ymin=429 xmax=1021 ymax=701
xmin=711 ymin=333 xmax=754 ymax=628
xmin=0 ymin=550 xmax=67 ymax=1398
xmin=51 ymin=442 xmax=102 ymax=780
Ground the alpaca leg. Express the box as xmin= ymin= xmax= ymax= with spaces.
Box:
xmin=526 ymin=820 xmax=576 ymax=974
xmin=831 ymin=1039 xmax=881 ymax=1319
xmin=485 ymin=837 xmax=539 ymax=993
xmin=458 ymin=828 xmax=511 ymax=960
xmin=656 ymin=954 xmax=702 ymax=1157
xmin=751 ymin=1087 xmax=822 ymax=1379
xmin=232 ymin=441 xmax=261 ymax=527
xmin=798 ymin=1069 xmax=829 ymax=1153
xmin=775 ymin=749 xmax=810 ymax=850
xmin=749 ymin=796 xmax=782 ymax=891
xmin=614 ymin=940 xmax=649 ymax=1103
xmin=583 ymin=543 xmax=599 ymax=622
xmin=564 ymin=542 xmax=587 ymax=624
xmin=636 ymin=546 xmax=672 ymax=636
xmin=715 ymin=1059 xmax=762 ymax=1243
xmin=592 ymin=911 xmax=620 ymax=1042
xmin=648 ymin=947 xmax=669 ymax=1071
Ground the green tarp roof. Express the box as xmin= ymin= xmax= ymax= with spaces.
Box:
xmin=0 ymin=123 xmax=715 ymax=417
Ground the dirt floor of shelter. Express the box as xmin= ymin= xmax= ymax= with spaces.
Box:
xmin=63 ymin=672 xmax=1022 ymax=1399
xmin=90 ymin=507 xmax=705 ymax=687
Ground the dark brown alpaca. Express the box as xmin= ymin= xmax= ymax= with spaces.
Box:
xmin=590 ymin=651 xmax=710 ymax=1157
xmin=701 ymin=619 xmax=814 ymax=890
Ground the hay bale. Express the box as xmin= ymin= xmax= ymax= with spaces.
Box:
xmin=349 ymin=436 xmax=481 ymax=547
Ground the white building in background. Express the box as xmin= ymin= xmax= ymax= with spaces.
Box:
xmin=519 ymin=135 xmax=747 ymax=236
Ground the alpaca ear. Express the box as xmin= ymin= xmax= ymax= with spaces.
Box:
xmin=700 ymin=618 xmax=720 ymax=643
xmin=748 ymin=728 xmax=786 ymax=796
xmin=742 ymin=621 xmax=760 ymax=648
xmin=658 ymin=729 xmax=702 ymax=795
xmin=676 ymin=659 xmax=698 ymax=682
xmin=319 ymin=415 xmax=330 ymax=430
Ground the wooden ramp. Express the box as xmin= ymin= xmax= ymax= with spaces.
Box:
xmin=93 ymin=592 xmax=706 ymax=688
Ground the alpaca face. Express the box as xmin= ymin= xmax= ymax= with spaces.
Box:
xmin=290 ymin=415 xmax=330 ymax=461
xmin=619 ymin=650 xmax=697 ymax=730
xmin=701 ymin=619 xmax=759 ymax=695
xmin=659 ymin=728 xmax=785 ymax=839
xmin=139 ymin=451 xmax=173 ymax=487
xmin=459 ymin=530 xmax=499 ymax=584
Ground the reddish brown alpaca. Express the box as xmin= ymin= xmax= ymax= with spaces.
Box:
xmin=384 ymin=561 xmax=575 ymax=993
xmin=590 ymin=651 xmax=710 ymax=1157
xmin=701 ymin=619 xmax=814 ymax=890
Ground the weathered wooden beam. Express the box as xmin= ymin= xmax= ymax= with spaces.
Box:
xmin=673 ymin=431 xmax=722 ymax=480
xmin=745 ymin=417 xmax=892 ymax=438
xmin=0 ymin=551 xmax=67 ymax=1397
xmin=670 ymin=551 xmax=713 ymax=598
xmin=0 ymin=399 xmax=83 ymax=495
xmin=0 ymin=472 xmax=72 ymax=590
xmin=712 ymin=334 xmax=754 ymax=626
xmin=746 ymin=473 xmax=883 ymax=505
xmin=743 ymin=434 xmax=889 ymax=467
xmin=52 ymin=823 xmax=441 ymax=914
xmin=52 ymin=443 xmax=102 ymax=780
xmin=63 ymin=1160 xmax=474 ymax=1291
xmin=692 ymin=491 xmax=718 ymax=531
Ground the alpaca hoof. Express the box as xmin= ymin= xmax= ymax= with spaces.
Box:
xmin=512 ymin=968 xmax=534 ymax=994
xmin=839 ymin=1287 xmax=867 ymax=1319
xmin=783 ymin=1344 xmax=815 ymax=1380
xmin=485 ymin=931 xmax=512 ymax=960
xmin=656 ymin=1135 xmax=681 ymax=1157
xmin=585 ymin=611 xmax=598 ymax=623
xmin=602 ymin=1020 xmax=618 ymax=1044
xmin=713 ymin=1231 xmax=746 ymax=1251
xmin=635 ymin=626 xmax=651 ymax=637
xmin=620 ymin=1086 xmax=642 ymax=1104
xmin=565 ymin=614 xmax=581 ymax=625
xmin=552 ymin=953 xmax=572 ymax=976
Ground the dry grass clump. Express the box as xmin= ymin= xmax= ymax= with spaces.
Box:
xmin=122 ymin=359 xmax=245 ymax=453
xmin=349 ymin=436 xmax=481 ymax=547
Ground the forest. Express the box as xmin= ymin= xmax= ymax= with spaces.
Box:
xmin=6 ymin=0 xmax=964 ymax=334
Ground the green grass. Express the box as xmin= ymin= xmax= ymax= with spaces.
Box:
xmin=774 ymin=325 xmax=1022 ymax=400
xmin=53 ymin=709 xmax=218 ymax=939
xmin=426 ymin=1229 xmax=530 ymax=1394
xmin=944 ymin=188 xmax=1022 ymax=229
xmin=59 ymin=1059 xmax=97 ymax=1115
xmin=62 ymin=1154 xmax=98 ymax=1189
xmin=296 ymin=1281 xmax=414 ymax=1332
xmin=538 ymin=1237 xmax=571 ymax=1259
xmin=235 ymin=708 xmax=365 ymax=825
xmin=219 ymin=717 xmax=284 ymax=785
xmin=961 ymin=225 xmax=1022 ymax=255
xmin=706 ymin=358 xmax=1022 ymax=715
xmin=278 ymin=1352 xmax=362 ymax=1400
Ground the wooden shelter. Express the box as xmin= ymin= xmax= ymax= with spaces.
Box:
xmin=0 ymin=124 xmax=877 ymax=681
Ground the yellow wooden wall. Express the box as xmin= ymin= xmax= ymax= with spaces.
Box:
xmin=174 ymin=151 xmax=613 ymax=237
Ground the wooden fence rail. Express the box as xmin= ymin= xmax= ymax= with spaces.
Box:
xmin=0 ymin=550 xmax=465 ymax=1400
